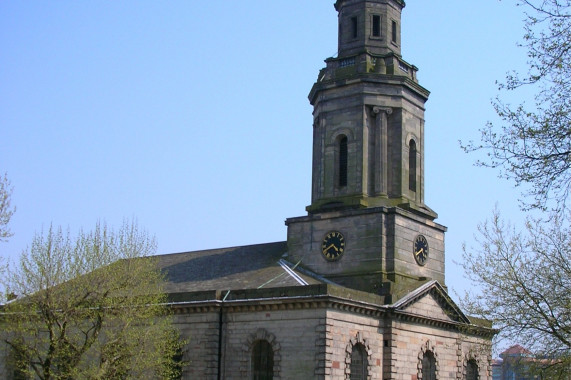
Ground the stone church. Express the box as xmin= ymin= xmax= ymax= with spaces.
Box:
xmin=158 ymin=0 xmax=495 ymax=379
xmin=2 ymin=0 xmax=495 ymax=379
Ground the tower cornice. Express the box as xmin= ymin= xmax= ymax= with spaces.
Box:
xmin=334 ymin=0 xmax=406 ymax=12
xmin=309 ymin=73 xmax=430 ymax=107
xmin=309 ymin=51 xmax=428 ymax=105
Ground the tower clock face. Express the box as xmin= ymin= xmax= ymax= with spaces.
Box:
xmin=321 ymin=231 xmax=345 ymax=261
xmin=413 ymin=234 xmax=429 ymax=266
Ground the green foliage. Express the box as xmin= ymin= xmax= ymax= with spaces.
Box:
xmin=462 ymin=0 xmax=571 ymax=212
xmin=0 ymin=172 xmax=15 ymax=242
xmin=460 ymin=209 xmax=571 ymax=377
xmin=1 ymin=220 xmax=185 ymax=380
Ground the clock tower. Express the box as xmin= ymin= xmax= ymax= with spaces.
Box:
xmin=286 ymin=0 xmax=447 ymax=302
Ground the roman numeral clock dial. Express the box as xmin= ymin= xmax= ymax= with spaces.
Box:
xmin=413 ymin=234 xmax=429 ymax=266
xmin=321 ymin=231 xmax=345 ymax=261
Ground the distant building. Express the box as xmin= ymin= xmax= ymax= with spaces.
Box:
xmin=492 ymin=359 xmax=503 ymax=380
xmin=492 ymin=345 xmax=548 ymax=380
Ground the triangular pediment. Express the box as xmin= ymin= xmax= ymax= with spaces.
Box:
xmin=391 ymin=280 xmax=471 ymax=324
xmin=401 ymin=292 xmax=456 ymax=321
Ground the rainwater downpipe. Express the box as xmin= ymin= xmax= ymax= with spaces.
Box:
xmin=218 ymin=290 xmax=231 ymax=380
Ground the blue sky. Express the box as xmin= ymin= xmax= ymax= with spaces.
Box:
xmin=1 ymin=1 xmax=530 ymax=300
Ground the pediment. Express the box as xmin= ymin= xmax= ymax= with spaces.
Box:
xmin=391 ymin=280 xmax=471 ymax=324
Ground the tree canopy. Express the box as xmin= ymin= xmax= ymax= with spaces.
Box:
xmin=1 ymin=220 xmax=184 ymax=380
xmin=0 ymin=172 xmax=15 ymax=243
xmin=462 ymin=0 xmax=571 ymax=212
xmin=460 ymin=209 xmax=570 ymax=378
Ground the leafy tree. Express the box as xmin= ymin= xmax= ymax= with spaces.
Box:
xmin=0 ymin=172 xmax=15 ymax=242
xmin=462 ymin=0 xmax=571 ymax=212
xmin=460 ymin=209 xmax=570 ymax=378
xmin=1 ymin=220 xmax=185 ymax=380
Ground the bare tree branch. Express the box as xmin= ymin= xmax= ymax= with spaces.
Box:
xmin=461 ymin=0 xmax=571 ymax=212
xmin=460 ymin=209 xmax=571 ymax=377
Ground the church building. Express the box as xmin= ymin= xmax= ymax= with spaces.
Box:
xmin=0 ymin=1 xmax=495 ymax=379
xmin=159 ymin=0 xmax=495 ymax=379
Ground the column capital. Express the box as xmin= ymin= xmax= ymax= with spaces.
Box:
xmin=372 ymin=106 xmax=393 ymax=116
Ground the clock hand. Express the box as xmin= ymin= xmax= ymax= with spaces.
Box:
xmin=415 ymin=248 xmax=424 ymax=256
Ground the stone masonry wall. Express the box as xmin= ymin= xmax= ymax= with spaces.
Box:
xmin=174 ymin=310 xmax=220 ymax=380
xmin=384 ymin=319 xmax=492 ymax=380
xmin=325 ymin=309 xmax=384 ymax=379
xmin=219 ymin=307 xmax=327 ymax=380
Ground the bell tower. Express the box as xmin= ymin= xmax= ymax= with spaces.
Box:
xmin=308 ymin=0 xmax=434 ymax=216
xmin=286 ymin=0 xmax=447 ymax=302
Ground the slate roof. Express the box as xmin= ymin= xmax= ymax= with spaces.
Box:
xmin=153 ymin=242 xmax=495 ymax=336
xmin=500 ymin=344 xmax=533 ymax=358
xmin=156 ymin=241 xmax=323 ymax=294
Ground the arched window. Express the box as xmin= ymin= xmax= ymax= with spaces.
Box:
xmin=466 ymin=359 xmax=478 ymax=380
xmin=422 ymin=351 xmax=436 ymax=380
xmin=339 ymin=136 xmax=348 ymax=187
xmin=350 ymin=343 xmax=368 ymax=380
xmin=251 ymin=340 xmax=273 ymax=380
xmin=167 ymin=344 xmax=184 ymax=380
xmin=8 ymin=348 xmax=28 ymax=380
xmin=408 ymin=139 xmax=417 ymax=192
xmin=13 ymin=367 xmax=27 ymax=380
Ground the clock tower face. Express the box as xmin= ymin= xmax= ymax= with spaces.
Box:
xmin=321 ymin=231 xmax=345 ymax=261
xmin=413 ymin=235 xmax=429 ymax=266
